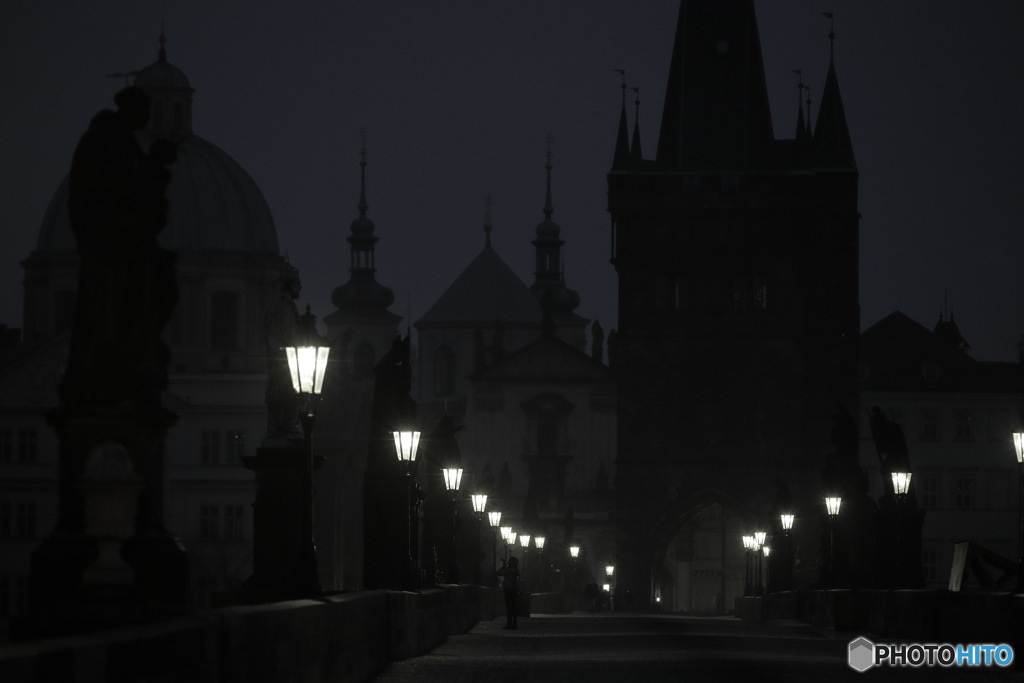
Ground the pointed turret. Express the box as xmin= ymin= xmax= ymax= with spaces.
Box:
xmin=811 ymin=21 xmax=856 ymax=170
xmin=612 ymin=70 xmax=631 ymax=169
xmin=630 ymin=87 xmax=644 ymax=162
xmin=656 ymin=0 xmax=774 ymax=170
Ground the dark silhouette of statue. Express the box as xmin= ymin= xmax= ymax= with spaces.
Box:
xmin=61 ymin=86 xmax=178 ymax=410
xmin=867 ymin=406 xmax=909 ymax=473
xmin=264 ymin=265 xmax=302 ymax=438
xmin=367 ymin=334 xmax=417 ymax=472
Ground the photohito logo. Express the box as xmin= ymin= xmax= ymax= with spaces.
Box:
xmin=847 ymin=637 xmax=1014 ymax=672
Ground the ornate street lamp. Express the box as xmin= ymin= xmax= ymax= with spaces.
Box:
xmin=284 ymin=342 xmax=330 ymax=598
xmin=569 ymin=545 xmax=580 ymax=593
xmin=471 ymin=494 xmax=488 ymax=586
xmin=889 ymin=467 xmax=912 ymax=588
xmin=534 ymin=536 xmax=546 ymax=591
xmin=519 ymin=534 xmax=531 ymax=581
xmin=742 ymin=535 xmax=754 ymax=596
xmin=1013 ymin=432 xmax=1024 ymax=592
xmin=824 ymin=496 xmax=842 ymax=588
xmin=488 ymin=511 xmax=502 ymax=585
xmin=442 ymin=467 xmax=463 ymax=583
xmin=761 ymin=546 xmax=771 ymax=595
xmin=393 ymin=429 xmax=421 ymax=589
xmin=779 ymin=514 xmax=795 ymax=591
xmin=753 ymin=531 xmax=766 ymax=596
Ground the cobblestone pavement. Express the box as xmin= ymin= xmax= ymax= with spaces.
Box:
xmin=371 ymin=613 xmax=1021 ymax=682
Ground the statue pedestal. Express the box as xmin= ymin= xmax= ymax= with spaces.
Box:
xmin=242 ymin=442 xmax=322 ymax=600
xmin=15 ymin=406 xmax=188 ymax=639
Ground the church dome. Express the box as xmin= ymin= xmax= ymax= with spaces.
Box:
xmin=34 ymin=41 xmax=277 ymax=256
xmin=35 ymin=134 xmax=278 ymax=255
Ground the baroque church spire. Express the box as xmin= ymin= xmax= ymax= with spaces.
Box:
xmin=330 ymin=133 xmax=396 ymax=316
xmin=530 ymin=137 xmax=579 ymax=317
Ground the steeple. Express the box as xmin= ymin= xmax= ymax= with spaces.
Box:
xmin=612 ymin=69 xmax=631 ymax=169
xmin=530 ymin=138 xmax=579 ymax=316
xmin=330 ymin=134 xmax=396 ymax=316
xmin=655 ymin=0 xmax=774 ymax=170
xmin=811 ymin=15 xmax=856 ymax=170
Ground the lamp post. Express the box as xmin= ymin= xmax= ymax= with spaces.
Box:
xmin=519 ymin=534 xmax=531 ymax=584
xmin=442 ymin=467 xmax=463 ymax=583
xmin=890 ymin=468 xmax=912 ymax=588
xmin=824 ymin=496 xmax=842 ymax=588
xmin=605 ymin=564 xmax=615 ymax=611
xmin=489 ymin=511 xmax=502 ymax=585
xmin=534 ymin=536 xmax=546 ymax=591
xmin=754 ymin=531 xmax=766 ymax=596
xmin=393 ymin=430 xmax=421 ymax=590
xmin=742 ymin=535 xmax=754 ymax=596
xmin=1012 ymin=432 xmax=1024 ymax=592
xmin=471 ymin=494 xmax=488 ymax=586
xmin=569 ymin=545 xmax=580 ymax=593
xmin=780 ymin=513 xmax=795 ymax=591
xmin=284 ymin=342 xmax=330 ymax=598
xmin=761 ymin=546 xmax=771 ymax=595
xmin=500 ymin=526 xmax=512 ymax=561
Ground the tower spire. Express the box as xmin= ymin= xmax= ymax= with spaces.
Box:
xmin=811 ymin=13 xmax=856 ymax=169
xmin=656 ymin=0 xmax=775 ymax=170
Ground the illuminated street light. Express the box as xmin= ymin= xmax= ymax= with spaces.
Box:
xmin=284 ymin=341 xmax=330 ymax=598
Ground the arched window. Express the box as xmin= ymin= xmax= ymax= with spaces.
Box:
xmin=433 ymin=345 xmax=456 ymax=398
xmin=210 ymin=291 xmax=240 ymax=351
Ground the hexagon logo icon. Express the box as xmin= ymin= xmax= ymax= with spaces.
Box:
xmin=848 ymin=637 xmax=875 ymax=672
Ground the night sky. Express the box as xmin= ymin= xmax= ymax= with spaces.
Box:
xmin=2 ymin=1 xmax=1022 ymax=361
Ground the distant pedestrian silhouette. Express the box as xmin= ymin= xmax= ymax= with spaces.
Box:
xmin=496 ymin=556 xmax=522 ymax=629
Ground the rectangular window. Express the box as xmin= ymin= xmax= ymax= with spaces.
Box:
xmin=920 ymin=409 xmax=939 ymax=441
xmin=953 ymin=476 xmax=972 ymax=508
xmin=0 ymin=429 xmax=12 ymax=462
xmin=954 ymin=410 xmax=974 ymax=441
xmin=15 ymin=502 xmax=36 ymax=537
xmin=224 ymin=505 xmax=244 ymax=540
xmin=17 ymin=429 xmax=37 ymax=462
xmin=201 ymin=431 xmax=221 ymax=465
xmin=225 ymin=432 xmax=246 ymax=464
xmin=200 ymin=504 xmax=220 ymax=539
xmin=920 ymin=474 xmax=938 ymax=508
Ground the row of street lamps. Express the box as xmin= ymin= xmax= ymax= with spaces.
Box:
xmin=284 ymin=336 xmax=1023 ymax=600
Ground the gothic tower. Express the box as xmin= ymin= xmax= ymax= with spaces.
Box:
xmin=608 ymin=1 xmax=859 ymax=611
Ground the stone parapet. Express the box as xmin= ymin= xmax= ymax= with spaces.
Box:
xmin=0 ymin=585 xmax=501 ymax=683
